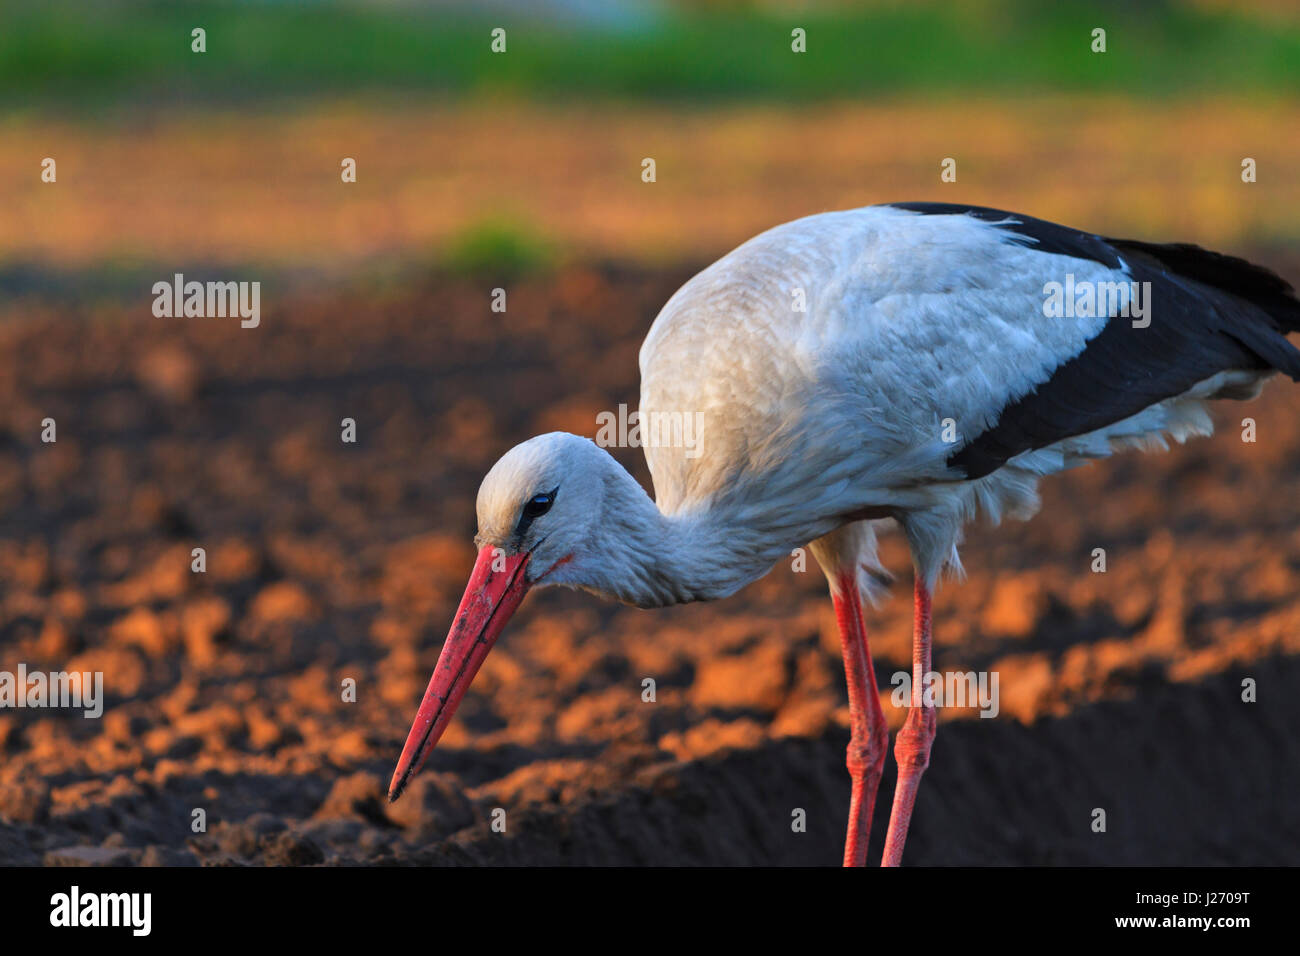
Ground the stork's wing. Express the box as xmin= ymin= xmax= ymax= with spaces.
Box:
xmin=888 ymin=204 xmax=1300 ymax=480
xmin=638 ymin=203 xmax=1300 ymax=520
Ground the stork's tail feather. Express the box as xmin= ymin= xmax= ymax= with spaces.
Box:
xmin=1109 ymin=238 xmax=1300 ymax=380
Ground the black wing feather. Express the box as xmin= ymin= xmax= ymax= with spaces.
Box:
xmin=887 ymin=203 xmax=1300 ymax=480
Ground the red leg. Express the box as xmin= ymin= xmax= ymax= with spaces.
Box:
xmin=881 ymin=576 xmax=937 ymax=867
xmin=831 ymin=572 xmax=889 ymax=867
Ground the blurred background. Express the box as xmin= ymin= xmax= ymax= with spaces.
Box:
xmin=1 ymin=0 xmax=1299 ymax=866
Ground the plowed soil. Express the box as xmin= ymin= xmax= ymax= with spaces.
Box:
xmin=2 ymin=261 xmax=1299 ymax=865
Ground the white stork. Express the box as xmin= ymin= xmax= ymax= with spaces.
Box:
xmin=388 ymin=203 xmax=1300 ymax=865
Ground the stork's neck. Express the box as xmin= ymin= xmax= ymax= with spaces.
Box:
xmin=567 ymin=460 xmax=788 ymax=608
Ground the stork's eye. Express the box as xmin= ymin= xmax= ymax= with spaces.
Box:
xmin=522 ymin=492 xmax=554 ymax=520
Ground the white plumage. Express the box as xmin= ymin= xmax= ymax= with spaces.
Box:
xmin=636 ymin=205 xmax=1268 ymax=596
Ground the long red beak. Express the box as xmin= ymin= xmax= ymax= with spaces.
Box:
xmin=388 ymin=545 xmax=531 ymax=802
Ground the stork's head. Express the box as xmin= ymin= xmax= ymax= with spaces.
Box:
xmin=472 ymin=431 xmax=613 ymax=582
xmin=388 ymin=432 xmax=631 ymax=801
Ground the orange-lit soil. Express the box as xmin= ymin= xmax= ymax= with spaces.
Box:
xmin=1 ymin=263 xmax=1299 ymax=865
